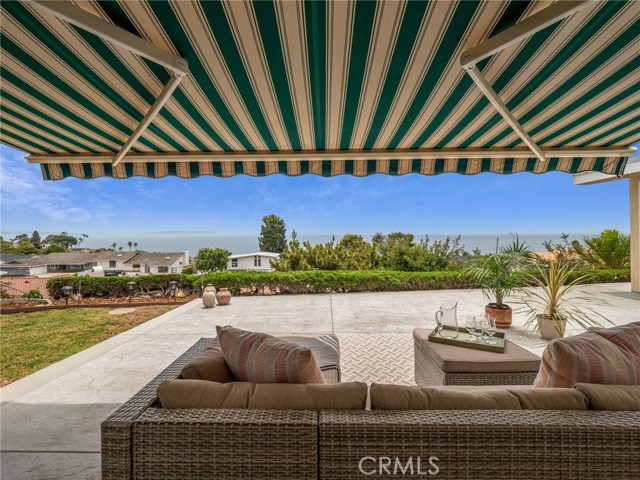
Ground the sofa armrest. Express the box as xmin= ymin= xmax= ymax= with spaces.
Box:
xmin=101 ymin=338 xmax=214 ymax=480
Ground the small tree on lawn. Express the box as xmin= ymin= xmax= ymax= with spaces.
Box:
xmin=258 ymin=214 xmax=287 ymax=253
xmin=194 ymin=247 xmax=231 ymax=273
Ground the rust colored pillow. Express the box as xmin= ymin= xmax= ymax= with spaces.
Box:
xmin=534 ymin=330 xmax=640 ymax=388
xmin=216 ymin=326 xmax=326 ymax=384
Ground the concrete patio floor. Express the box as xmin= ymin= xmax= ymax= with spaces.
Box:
xmin=1 ymin=284 xmax=639 ymax=479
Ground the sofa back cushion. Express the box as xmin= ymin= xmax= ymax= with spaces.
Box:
xmin=370 ymin=384 xmax=588 ymax=410
xmin=158 ymin=379 xmax=367 ymax=409
xmin=216 ymin=326 xmax=326 ymax=384
xmin=574 ymin=383 xmax=640 ymax=411
xmin=181 ymin=339 xmax=234 ymax=383
xmin=534 ymin=329 xmax=640 ymax=388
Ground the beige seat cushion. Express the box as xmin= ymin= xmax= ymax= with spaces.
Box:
xmin=217 ymin=326 xmax=326 ymax=384
xmin=158 ymin=379 xmax=367 ymax=410
xmin=370 ymin=383 xmax=588 ymax=410
xmin=181 ymin=339 xmax=234 ymax=383
xmin=574 ymin=383 xmax=640 ymax=411
xmin=413 ymin=329 xmax=540 ymax=373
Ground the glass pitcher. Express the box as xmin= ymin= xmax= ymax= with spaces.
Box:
xmin=435 ymin=301 xmax=459 ymax=339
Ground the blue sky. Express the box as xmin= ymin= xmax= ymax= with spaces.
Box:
xmin=0 ymin=144 xmax=635 ymax=241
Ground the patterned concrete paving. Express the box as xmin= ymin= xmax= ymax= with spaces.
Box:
xmin=340 ymin=334 xmax=414 ymax=385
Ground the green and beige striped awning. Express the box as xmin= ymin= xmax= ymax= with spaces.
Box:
xmin=0 ymin=0 xmax=638 ymax=180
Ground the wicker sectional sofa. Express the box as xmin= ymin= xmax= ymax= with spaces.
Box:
xmin=102 ymin=337 xmax=640 ymax=480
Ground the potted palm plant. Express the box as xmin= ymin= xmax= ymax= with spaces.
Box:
xmin=517 ymin=258 xmax=610 ymax=340
xmin=464 ymin=251 xmax=525 ymax=329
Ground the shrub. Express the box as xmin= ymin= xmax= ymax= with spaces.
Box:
xmin=23 ymin=289 xmax=43 ymax=299
xmin=574 ymin=229 xmax=631 ymax=269
xmin=46 ymin=274 xmax=195 ymax=299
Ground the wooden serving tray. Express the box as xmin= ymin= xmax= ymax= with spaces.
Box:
xmin=428 ymin=325 xmax=506 ymax=353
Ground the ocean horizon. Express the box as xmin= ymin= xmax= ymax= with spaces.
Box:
xmin=75 ymin=232 xmax=604 ymax=256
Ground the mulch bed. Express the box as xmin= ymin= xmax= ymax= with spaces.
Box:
xmin=0 ymin=295 xmax=199 ymax=314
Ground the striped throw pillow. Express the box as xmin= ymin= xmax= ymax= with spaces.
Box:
xmin=216 ymin=326 xmax=326 ymax=384
xmin=534 ymin=330 xmax=640 ymax=388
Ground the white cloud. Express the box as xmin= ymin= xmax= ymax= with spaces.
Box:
xmin=0 ymin=146 xmax=94 ymax=226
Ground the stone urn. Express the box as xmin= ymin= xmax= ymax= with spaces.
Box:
xmin=202 ymin=284 xmax=217 ymax=308
xmin=216 ymin=287 xmax=232 ymax=306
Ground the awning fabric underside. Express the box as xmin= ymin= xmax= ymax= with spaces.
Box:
xmin=0 ymin=0 xmax=638 ymax=180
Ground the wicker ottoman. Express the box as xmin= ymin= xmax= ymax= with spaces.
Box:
xmin=414 ymin=328 xmax=541 ymax=386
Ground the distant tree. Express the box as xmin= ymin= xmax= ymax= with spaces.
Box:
xmin=43 ymin=232 xmax=78 ymax=249
xmin=128 ymin=241 xmax=133 ymax=251
xmin=11 ymin=233 xmax=29 ymax=243
xmin=111 ymin=243 xmax=117 ymax=250
xmin=134 ymin=242 xmax=138 ymax=250
xmin=194 ymin=247 xmax=230 ymax=273
xmin=14 ymin=239 xmax=38 ymax=255
xmin=44 ymin=243 xmax=66 ymax=254
xmin=78 ymin=233 xmax=89 ymax=245
xmin=258 ymin=214 xmax=287 ymax=253
xmin=271 ymin=230 xmax=310 ymax=271
xmin=118 ymin=246 xmax=123 ymax=251
xmin=0 ymin=236 xmax=16 ymax=253
xmin=31 ymin=231 xmax=41 ymax=249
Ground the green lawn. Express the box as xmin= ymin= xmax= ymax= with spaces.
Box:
xmin=0 ymin=306 xmax=176 ymax=387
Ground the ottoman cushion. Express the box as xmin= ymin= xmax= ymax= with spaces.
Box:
xmin=414 ymin=329 xmax=540 ymax=373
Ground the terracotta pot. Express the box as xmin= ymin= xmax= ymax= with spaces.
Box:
xmin=202 ymin=284 xmax=216 ymax=308
xmin=537 ymin=314 xmax=566 ymax=340
xmin=216 ymin=287 xmax=232 ymax=306
xmin=485 ymin=304 xmax=512 ymax=329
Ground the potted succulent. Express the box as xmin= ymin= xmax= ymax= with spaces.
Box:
xmin=517 ymin=258 xmax=610 ymax=340
xmin=464 ymin=251 xmax=526 ymax=328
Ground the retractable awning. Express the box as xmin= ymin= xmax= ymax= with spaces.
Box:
xmin=0 ymin=0 xmax=638 ymax=180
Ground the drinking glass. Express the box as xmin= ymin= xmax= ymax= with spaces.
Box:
xmin=464 ymin=316 xmax=478 ymax=342
xmin=484 ymin=315 xmax=498 ymax=345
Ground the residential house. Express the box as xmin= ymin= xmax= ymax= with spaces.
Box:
xmin=0 ymin=254 xmax=33 ymax=276
xmin=227 ymin=252 xmax=279 ymax=272
xmin=1 ymin=250 xmax=190 ymax=276
xmin=124 ymin=250 xmax=190 ymax=274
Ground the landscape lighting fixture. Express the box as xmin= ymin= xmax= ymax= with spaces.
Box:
xmin=169 ymin=281 xmax=178 ymax=302
xmin=62 ymin=285 xmax=73 ymax=305
xmin=126 ymin=281 xmax=136 ymax=303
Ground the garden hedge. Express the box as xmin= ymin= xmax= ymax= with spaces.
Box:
xmin=46 ymin=274 xmax=195 ymax=299
xmin=46 ymin=268 xmax=630 ymax=299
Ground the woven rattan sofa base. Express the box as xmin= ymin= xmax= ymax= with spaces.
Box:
xmin=320 ymin=410 xmax=640 ymax=479
xmin=101 ymin=338 xmax=318 ymax=480
xmin=414 ymin=342 xmax=538 ymax=386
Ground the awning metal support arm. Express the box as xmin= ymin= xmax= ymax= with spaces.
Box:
xmin=460 ymin=1 xmax=594 ymax=68
xmin=30 ymin=0 xmax=189 ymax=167
xmin=26 ymin=147 xmax=637 ymax=164
xmin=460 ymin=0 xmax=595 ymax=163
xmin=465 ymin=67 xmax=546 ymax=162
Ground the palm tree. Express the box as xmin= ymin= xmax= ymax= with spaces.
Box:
xmin=111 ymin=242 xmax=117 ymax=250
xmin=134 ymin=242 xmax=138 ymax=250
xmin=128 ymin=241 xmax=133 ymax=251
xmin=119 ymin=246 xmax=123 ymax=251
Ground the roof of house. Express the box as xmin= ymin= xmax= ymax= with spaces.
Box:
xmin=89 ymin=251 xmax=138 ymax=262
xmin=125 ymin=252 xmax=186 ymax=266
xmin=17 ymin=252 xmax=97 ymax=267
xmin=0 ymin=253 xmax=33 ymax=264
xmin=228 ymin=252 xmax=281 ymax=259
